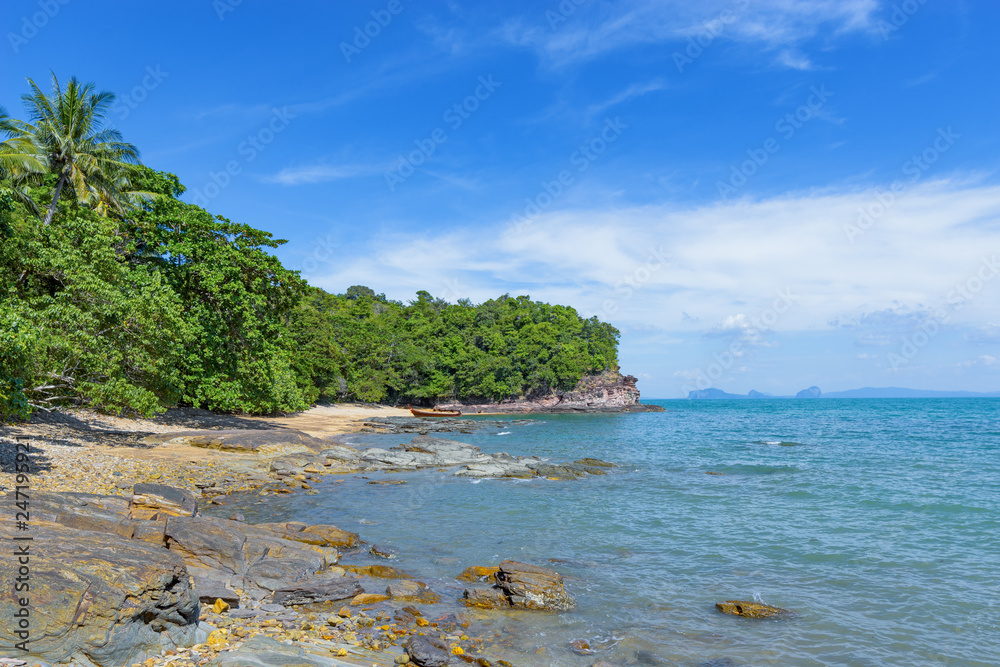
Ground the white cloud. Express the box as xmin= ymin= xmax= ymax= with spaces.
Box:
xmin=302 ymin=179 xmax=1000 ymax=339
xmin=506 ymin=0 xmax=880 ymax=68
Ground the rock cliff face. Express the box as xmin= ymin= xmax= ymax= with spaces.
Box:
xmin=437 ymin=368 xmax=662 ymax=413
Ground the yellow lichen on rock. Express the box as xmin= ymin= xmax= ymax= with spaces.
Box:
xmin=715 ymin=600 xmax=790 ymax=618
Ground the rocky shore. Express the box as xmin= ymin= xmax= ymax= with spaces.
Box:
xmin=0 ymin=405 xmax=619 ymax=666
xmin=435 ymin=369 xmax=664 ymax=414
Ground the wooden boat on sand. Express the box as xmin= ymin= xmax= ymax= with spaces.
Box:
xmin=408 ymin=405 xmax=462 ymax=418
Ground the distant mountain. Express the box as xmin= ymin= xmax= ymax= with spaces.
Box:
xmin=821 ymin=387 xmax=1000 ymax=399
xmin=686 ymin=386 xmax=1000 ymax=399
xmin=686 ymin=388 xmax=748 ymax=399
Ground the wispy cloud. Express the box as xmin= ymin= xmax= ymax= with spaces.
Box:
xmin=504 ymin=0 xmax=880 ymax=69
xmin=264 ymin=162 xmax=389 ymax=186
xmin=585 ymin=79 xmax=666 ymax=119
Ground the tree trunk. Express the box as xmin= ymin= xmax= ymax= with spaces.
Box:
xmin=43 ymin=171 xmax=67 ymax=226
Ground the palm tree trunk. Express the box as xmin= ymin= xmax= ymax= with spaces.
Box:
xmin=43 ymin=171 xmax=67 ymax=226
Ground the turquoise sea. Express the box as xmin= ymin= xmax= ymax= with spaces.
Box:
xmin=214 ymin=399 xmax=1000 ymax=665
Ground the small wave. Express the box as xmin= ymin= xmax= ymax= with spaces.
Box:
xmin=755 ymin=440 xmax=804 ymax=446
xmin=497 ymin=431 xmax=512 ymax=435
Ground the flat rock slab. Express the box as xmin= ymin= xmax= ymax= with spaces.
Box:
xmin=207 ymin=635 xmax=377 ymax=666
xmin=272 ymin=578 xmax=364 ymax=606
xmin=142 ymin=429 xmax=329 ymax=456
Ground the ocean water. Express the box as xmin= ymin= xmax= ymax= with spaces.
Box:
xmin=213 ymin=399 xmax=1000 ymax=666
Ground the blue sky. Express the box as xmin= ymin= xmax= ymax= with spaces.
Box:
xmin=3 ymin=0 xmax=999 ymax=397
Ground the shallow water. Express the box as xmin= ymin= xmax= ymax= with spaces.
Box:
xmin=213 ymin=399 xmax=1000 ymax=666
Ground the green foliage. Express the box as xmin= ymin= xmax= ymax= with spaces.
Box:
xmin=290 ymin=289 xmax=619 ymax=404
xmin=0 ymin=311 xmax=34 ymax=421
xmin=0 ymin=75 xmax=622 ymax=420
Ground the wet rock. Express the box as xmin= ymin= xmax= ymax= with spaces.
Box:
xmin=461 ymin=560 xmax=575 ymax=611
xmin=574 ymin=458 xmax=615 ymax=468
xmin=456 ymin=565 xmax=500 ymax=582
xmin=351 ymin=593 xmax=391 ymax=605
xmin=370 ymin=544 xmax=397 ymax=559
xmin=462 ymin=587 xmax=508 ymax=610
xmin=345 ymin=564 xmax=409 ymax=579
xmin=271 ymin=577 xmax=364 ymax=606
xmin=404 ymin=635 xmax=452 ymax=667
xmin=525 ymin=462 xmax=589 ymax=480
xmin=386 ymin=579 xmax=439 ymax=602
xmin=498 ymin=560 xmax=575 ymax=610
xmin=715 ymin=600 xmax=790 ymax=618
xmin=256 ymin=521 xmax=360 ymax=548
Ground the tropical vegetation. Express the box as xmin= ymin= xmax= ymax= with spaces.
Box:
xmin=0 ymin=75 xmax=619 ymax=421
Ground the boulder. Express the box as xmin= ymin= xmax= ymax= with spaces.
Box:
xmin=404 ymin=635 xmax=451 ymax=667
xmin=497 ymin=560 xmax=575 ymax=610
xmin=461 ymin=561 xmax=574 ymax=611
xmin=271 ymin=578 xmax=364 ymax=606
xmin=715 ymin=600 xmax=790 ymax=618
xmin=0 ymin=520 xmax=200 ymax=667
xmin=385 ymin=580 xmax=439 ymax=603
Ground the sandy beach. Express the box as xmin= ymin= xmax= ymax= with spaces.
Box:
xmin=0 ymin=404 xmax=410 ymax=498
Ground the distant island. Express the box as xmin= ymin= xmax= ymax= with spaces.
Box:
xmin=687 ymin=386 xmax=1000 ymax=399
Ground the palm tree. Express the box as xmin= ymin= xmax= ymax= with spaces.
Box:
xmin=0 ymin=105 xmax=45 ymax=215
xmin=0 ymin=74 xmax=143 ymax=225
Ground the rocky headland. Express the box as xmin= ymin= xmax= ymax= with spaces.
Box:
xmin=435 ymin=368 xmax=664 ymax=414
